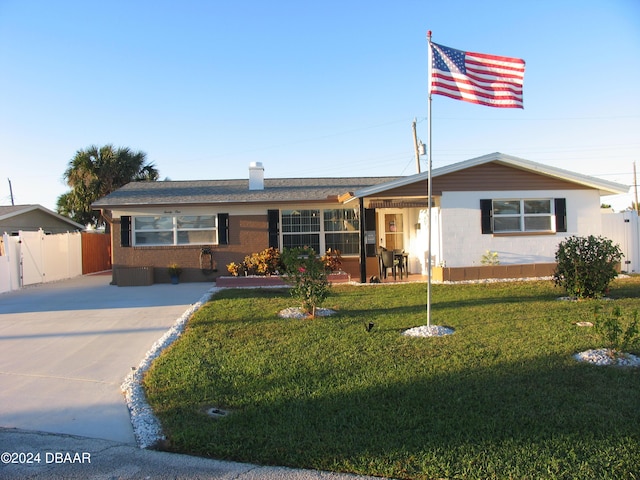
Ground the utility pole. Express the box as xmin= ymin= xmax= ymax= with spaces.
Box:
xmin=412 ymin=118 xmax=421 ymax=174
xmin=634 ymin=162 xmax=639 ymax=214
xmin=8 ymin=178 xmax=14 ymax=206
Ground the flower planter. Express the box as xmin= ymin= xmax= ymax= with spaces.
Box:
xmin=216 ymin=272 xmax=351 ymax=288
xmin=433 ymin=263 xmax=556 ymax=282
xmin=215 ymin=276 xmax=287 ymax=287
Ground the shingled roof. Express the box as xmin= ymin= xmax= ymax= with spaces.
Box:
xmin=0 ymin=204 xmax=85 ymax=230
xmin=92 ymin=176 xmax=401 ymax=208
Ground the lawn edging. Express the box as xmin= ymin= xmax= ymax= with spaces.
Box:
xmin=121 ymin=287 xmax=220 ymax=449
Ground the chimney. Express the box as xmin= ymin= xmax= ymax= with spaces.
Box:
xmin=249 ymin=162 xmax=264 ymax=190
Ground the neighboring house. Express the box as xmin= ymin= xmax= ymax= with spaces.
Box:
xmin=0 ymin=204 xmax=84 ymax=235
xmin=92 ymin=153 xmax=629 ymax=285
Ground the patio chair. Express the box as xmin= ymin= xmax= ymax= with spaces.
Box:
xmin=379 ymin=249 xmax=399 ymax=280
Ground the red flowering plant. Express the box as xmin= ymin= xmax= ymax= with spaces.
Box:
xmin=281 ymin=247 xmax=330 ymax=318
xmin=321 ymin=248 xmax=343 ymax=272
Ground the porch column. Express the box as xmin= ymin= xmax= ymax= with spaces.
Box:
xmin=359 ymin=197 xmax=367 ymax=283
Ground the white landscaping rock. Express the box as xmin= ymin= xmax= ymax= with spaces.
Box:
xmin=574 ymin=348 xmax=640 ymax=367
xmin=121 ymin=287 xmax=219 ymax=449
xmin=402 ymin=325 xmax=455 ymax=337
xmin=278 ymin=307 xmax=337 ymax=319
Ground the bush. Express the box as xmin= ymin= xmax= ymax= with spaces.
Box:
xmin=227 ymin=247 xmax=282 ymax=276
xmin=480 ymin=250 xmax=500 ymax=266
xmin=226 ymin=262 xmax=243 ymax=276
xmin=553 ymin=235 xmax=622 ymax=299
xmin=321 ymin=248 xmax=343 ymax=272
xmin=594 ymin=305 xmax=639 ymax=352
xmin=281 ymin=247 xmax=331 ymax=317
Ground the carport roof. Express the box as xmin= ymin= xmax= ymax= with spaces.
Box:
xmin=353 ymin=152 xmax=630 ymax=198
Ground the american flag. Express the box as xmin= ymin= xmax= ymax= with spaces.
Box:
xmin=429 ymin=42 xmax=525 ymax=108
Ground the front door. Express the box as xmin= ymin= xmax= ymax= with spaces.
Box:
xmin=383 ymin=213 xmax=404 ymax=251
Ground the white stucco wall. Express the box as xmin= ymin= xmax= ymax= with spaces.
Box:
xmin=405 ymin=207 xmax=441 ymax=274
xmin=440 ymin=190 xmax=602 ymax=267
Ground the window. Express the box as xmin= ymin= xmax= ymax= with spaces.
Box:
xmin=383 ymin=213 xmax=403 ymax=250
xmin=280 ymin=208 xmax=360 ymax=255
xmin=134 ymin=216 xmax=174 ymax=245
xmin=133 ymin=215 xmax=218 ymax=246
xmin=324 ymin=208 xmax=360 ymax=255
xmin=177 ymin=216 xmax=216 ymax=244
xmin=493 ymin=199 xmax=552 ymax=232
xmin=482 ymin=198 xmax=565 ymax=234
xmin=281 ymin=210 xmax=321 ymax=251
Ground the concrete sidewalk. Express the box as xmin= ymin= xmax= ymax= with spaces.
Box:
xmin=0 ymin=428 xmax=381 ymax=479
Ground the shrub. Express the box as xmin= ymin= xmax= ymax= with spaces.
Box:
xmin=226 ymin=247 xmax=282 ymax=276
xmin=226 ymin=262 xmax=243 ymax=276
xmin=281 ymin=247 xmax=330 ymax=317
xmin=321 ymin=248 xmax=343 ymax=272
xmin=553 ymin=235 xmax=622 ymax=299
xmin=480 ymin=250 xmax=500 ymax=266
xmin=593 ymin=304 xmax=639 ymax=352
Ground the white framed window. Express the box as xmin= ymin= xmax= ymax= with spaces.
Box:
xmin=133 ymin=215 xmax=217 ymax=246
xmin=281 ymin=209 xmax=321 ymax=252
xmin=492 ymin=199 xmax=553 ymax=233
xmin=324 ymin=208 xmax=360 ymax=255
xmin=280 ymin=208 xmax=360 ymax=255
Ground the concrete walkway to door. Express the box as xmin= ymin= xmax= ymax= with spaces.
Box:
xmin=0 ymin=272 xmax=213 ymax=444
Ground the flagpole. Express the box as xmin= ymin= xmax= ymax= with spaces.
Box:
xmin=426 ymin=30 xmax=433 ymax=328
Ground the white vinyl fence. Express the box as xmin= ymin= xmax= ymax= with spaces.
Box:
xmin=0 ymin=230 xmax=82 ymax=294
xmin=601 ymin=211 xmax=640 ymax=274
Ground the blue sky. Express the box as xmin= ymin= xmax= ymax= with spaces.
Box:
xmin=1 ymin=0 xmax=639 ymax=211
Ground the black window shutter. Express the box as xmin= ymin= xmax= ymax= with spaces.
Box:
xmin=480 ymin=199 xmax=493 ymax=234
xmin=267 ymin=209 xmax=279 ymax=248
xmin=121 ymin=216 xmax=131 ymax=247
xmin=554 ymin=198 xmax=567 ymax=232
xmin=218 ymin=213 xmax=229 ymax=245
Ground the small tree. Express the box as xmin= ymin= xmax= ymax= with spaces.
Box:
xmin=553 ymin=235 xmax=622 ymax=299
xmin=593 ymin=305 xmax=639 ymax=353
xmin=281 ymin=247 xmax=330 ymax=318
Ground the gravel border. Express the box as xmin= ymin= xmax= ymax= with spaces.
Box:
xmin=574 ymin=348 xmax=640 ymax=367
xmin=121 ymin=287 xmax=219 ymax=449
xmin=402 ymin=325 xmax=455 ymax=337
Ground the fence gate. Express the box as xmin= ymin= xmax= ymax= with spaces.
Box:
xmin=19 ymin=230 xmax=45 ymax=285
xmin=602 ymin=211 xmax=640 ymax=273
xmin=82 ymin=232 xmax=112 ymax=274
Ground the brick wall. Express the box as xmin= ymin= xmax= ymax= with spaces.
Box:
xmin=112 ymin=214 xmax=269 ymax=283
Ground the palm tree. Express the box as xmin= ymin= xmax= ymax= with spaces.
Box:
xmin=57 ymin=144 xmax=159 ymax=227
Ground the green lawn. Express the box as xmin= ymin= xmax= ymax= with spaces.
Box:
xmin=143 ymin=277 xmax=640 ymax=479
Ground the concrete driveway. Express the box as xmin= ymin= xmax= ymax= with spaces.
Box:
xmin=0 ymin=272 xmax=213 ymax=444
xmin=0 ymin=274 xmax=389 ymax=479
